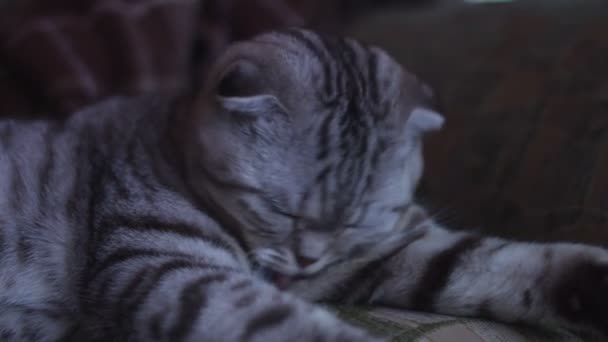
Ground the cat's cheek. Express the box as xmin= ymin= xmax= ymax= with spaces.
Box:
xmin=551 ymin=260 xmax=608 ymax=336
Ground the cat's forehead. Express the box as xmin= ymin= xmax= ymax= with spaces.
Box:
xmin=252 ymin=29 xmax=436 ymax=118
xmin=255 ymin=30 xmax=402 ymax=88
xmin=203 ymin=29 xmax=440 ymax=141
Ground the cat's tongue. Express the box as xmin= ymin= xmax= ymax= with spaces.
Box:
xmin=272 ymin=273 xmax=292 ymax=291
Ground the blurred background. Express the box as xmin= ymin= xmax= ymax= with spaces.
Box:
xmin=1 ymin=0 xmax=608 ymax=246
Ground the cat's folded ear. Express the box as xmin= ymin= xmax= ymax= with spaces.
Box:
xmin=407 ymin=107 xmax=445 ymax=135
xmin=211 ymin=57 xmax=287 ymax=115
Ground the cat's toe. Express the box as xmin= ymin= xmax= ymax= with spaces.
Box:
xmin=552 ymin=261 xmax=608 ymax=336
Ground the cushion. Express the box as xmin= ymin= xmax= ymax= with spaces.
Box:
xmin=334 ymin=306 xmax=583 ymax=341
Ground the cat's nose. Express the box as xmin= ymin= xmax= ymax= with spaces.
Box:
xmin=295 ymin=255 xmax=317 ymax=268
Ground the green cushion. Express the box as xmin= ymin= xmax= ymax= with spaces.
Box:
xmin=332 ymin=306 xmax=583 ymax=342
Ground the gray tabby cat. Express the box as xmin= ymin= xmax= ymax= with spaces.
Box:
xmin=0 ymin=28 xmax=606 ymax=341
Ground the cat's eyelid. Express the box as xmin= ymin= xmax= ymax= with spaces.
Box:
xmin=218 ymin=94 xmax=285 ymax=114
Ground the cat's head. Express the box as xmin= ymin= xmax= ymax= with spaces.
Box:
xmin=183 ymin=29 xmax=443 ymax=292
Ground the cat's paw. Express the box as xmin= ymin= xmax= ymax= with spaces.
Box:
xmin=552 ymin=260 xmax=608 ymax=337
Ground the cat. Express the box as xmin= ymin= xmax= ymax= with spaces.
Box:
xmin=0 ymin=28 xmax=606 ymax=342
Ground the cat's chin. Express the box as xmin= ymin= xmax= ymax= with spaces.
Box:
xmin=257 ymin=267 xmax=294 ymax=291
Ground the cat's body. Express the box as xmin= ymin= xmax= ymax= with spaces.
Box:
xmin=0 ymin=29 xmax=607 ymax=341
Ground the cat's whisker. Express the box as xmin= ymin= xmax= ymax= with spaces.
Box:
xmin=428 ymin=205 xmax=461 ymax=226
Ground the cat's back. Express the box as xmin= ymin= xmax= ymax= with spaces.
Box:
xmin=0 ymin=115 xmax=74 ymax=216
xmin=0 ymin=96 xmax=164 ymax=339
xmin=0 ymin=96 xmax=157 ymax=214
xmin=0 ymin=95 xmax=175 ymax=314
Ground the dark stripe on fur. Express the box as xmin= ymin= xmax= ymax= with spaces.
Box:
xmin=345 ymin=203 xmax=371 ymax=229
xmin=126 ymin=136 xmax=159 ymax=197
xmin=280 ymin=29 xmax=337 ymax=105
xmin=16 ymin=236 xmax=33 ymax=264
xmin=317 ymin=111 xmax=335 ymax=160
xmin=199 ymin=163 xmax=264 ymax=194
xmin=111 ymin=266 xmax=155 ymax=336
xmin=486 ymin=241 xmax=509 ymax=256
xmin=410 ymin=235 xmax=482 ymax=310
xmin=90 ymin=271 xmax=120 ymax=309
xmin=339 ymin=39 xmax=367 ymax=102
xmin=96 ymin=215 xmax=238 ymax=258
xmin=83 ymin=136 xmax=110 ymax=285
xmin=115 ymin=260 xmax=228 ymax=337
xmin=87 ymin=248 xmax=233 ymax=287
xmin=367 ymin=49 xmax=380 ymax=106
xmin=136 ymin=135 xmax=166 ymax=196
xmin=241 ymin=304 xmax=293 ymax=340
xmin=237 ymin=200 xmax=274 ymax=233
xmin=185 ymin=189 xmax=250 ymax=253
xmin=233 ymin=291 xmax=258 ymax=309
xmin=522 ymin=289 xmax=532 ymax=309
xmin=114 ymin=266 xmax=153 ymax=312
xmin=65 ymin=130 xmax=90 ymax=217
xmin=370 ymin=138 xmax=387 ymax=171
xmin=230 ymin=279 xmax=253 ymax=291
xmin=327 ymin=229 xmax=429 ymax=304
xmin=167 ymin=273 xmax=228 ymax=341
xmin=319 ymin=168 xmax=330 ymax=218
xmin=9 ymin=155 xmax=26 ymax=212
xmin=38 ymin=124 xmax=61 ymax=209
xmin=106 ymin=165 xmax=133 ymax=199
xmin=315 ymin=165 xmax=333 ymax=184
xmin=318 ymin=35 xmax=346 ymax=98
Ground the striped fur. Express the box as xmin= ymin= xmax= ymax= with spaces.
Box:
xmin=0 ymin=29 xmax=606 ymax=341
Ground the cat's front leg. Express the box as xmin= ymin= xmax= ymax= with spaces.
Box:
xmin=335 ymin=205 xmax=608 ymax=339
xmin=79 ymin=221 xmax=382 ymax=341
